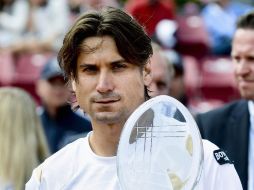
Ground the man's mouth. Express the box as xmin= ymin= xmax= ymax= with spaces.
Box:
xmin=95 ymin=98 xmax=120 ymax=104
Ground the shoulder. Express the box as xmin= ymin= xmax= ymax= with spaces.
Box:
xmin=196 ymin=100 xmax=246 ymax=122
xmin=28 ymin=137 xmax=88 ymax=188
xmin=201 ymin=140 xmax=243 ymax=190
xmin=43 ymin=137 xmax=86 ymax=169
xmin=202 ymin=139 xmax=227 ymax=164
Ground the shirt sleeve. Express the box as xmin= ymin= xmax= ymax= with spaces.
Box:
xmin=25 ymin=166 xmax=42 ymax=190
xmin=201 ymin=140 xmax=243 ymax=190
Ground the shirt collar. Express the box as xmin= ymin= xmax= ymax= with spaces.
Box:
xmin=248 ymin=101 xmax=254 ymax=130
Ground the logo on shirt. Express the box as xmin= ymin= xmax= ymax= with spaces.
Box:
xmin=213 ymin=149 xmax=232 ymax=165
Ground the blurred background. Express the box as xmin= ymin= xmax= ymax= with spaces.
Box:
xmin=1 ymin=0 xmax=253 ymax=115
xmin=0 ymin=0 xmax=253 ymax=188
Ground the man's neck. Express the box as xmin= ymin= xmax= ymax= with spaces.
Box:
xmin=89 ymin=122 xmax=124 ymax=157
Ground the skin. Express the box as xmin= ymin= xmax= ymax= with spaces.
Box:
xmin=72 ymin=36 xmax=151 ymax=156
xmin=149 ymin=51 xmax=171 ymax=97
xmin=231 ymin=29 xmax=254 ymax=100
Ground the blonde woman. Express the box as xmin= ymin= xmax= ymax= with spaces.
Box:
xmin=0 ymin=87 xmax=49 ymax=190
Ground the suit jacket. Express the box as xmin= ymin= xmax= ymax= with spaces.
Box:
xmin=195 ymin=100 xmax=250 ymax=190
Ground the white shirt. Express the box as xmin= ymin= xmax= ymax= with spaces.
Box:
xmin=248 ymin=101 xmax=254 ymax=190
xmin=0 ymin=0 xmax=29 ymax=47
xmin=26 ymin=134 xmax=242 ymax=190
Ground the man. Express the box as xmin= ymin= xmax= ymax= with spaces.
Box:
xmin=149 ymin=43 xmax=174 ymax=97
xmin=26 ymin=7 xmax=242 ymax=189
xmin=196 ymin=11 xmax=254 ymax=190
xmin=149 ymin=43 xmax=188 ymax=105
xmin=36 ymin=57 xmax=92 ymax=153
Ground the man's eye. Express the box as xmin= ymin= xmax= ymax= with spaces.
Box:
xmin=82 ymin=66 xmax=98 ymax=73
xmin=112 ymin=64 xmax=127 ymax=71
xmin=232 ymin=56 xmax=240 ymax=63
xmin=247 ymin=56 xmax=254 ymax=62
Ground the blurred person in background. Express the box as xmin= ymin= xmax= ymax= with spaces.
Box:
xmin=36 ymin=57 xmax=92 ymax=153
xmin=68 ymin=0 xmax=86 ymax=22
xmin=0 ymin=0 xmax=70 ymax=87
xmin=0 ymin=0 xmax=29 ymax=85
xmin=165 ymin=50 xmax=188 ymax=106
xmin=68 ymin=0 xmax=119 ymax=23
xmin=196 ymin=11 xmax=254 ymax=190
xmin=148 ymin=42 xmax=174 ymax=97
xmin=7 ymin=0 xmax=70 ymax=54
xmin=0 ymin=87 xmax=49 ymax=190
xmin=148 ymin=42 xmax=188 ymax=106
xmin=83 ymin=0 xmax=119 ymax=10
xmin=0 ymin=0 xmax=29 ymax=48
xmin=201 ymin=0 xmax=252 ymax=55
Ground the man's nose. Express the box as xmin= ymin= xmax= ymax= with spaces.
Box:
xmin=96 ymin=71 xmax=114 ymax=93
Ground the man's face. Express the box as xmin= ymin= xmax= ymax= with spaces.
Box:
xmin=37 ymin=76 xmax=70 ymax=108
xmin=72 ymin=36 xmax=151 ymax=125
xmin=149 ymin=52 xmax=171 ymax=97
xmin=232 ymin=29 xmax=254 ymax=100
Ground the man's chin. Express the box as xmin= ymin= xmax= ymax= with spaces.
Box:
xmin=240 ymin=90 xmax=254 ymax=100
xmin=94 ymin=112 xmax=127 ymax=124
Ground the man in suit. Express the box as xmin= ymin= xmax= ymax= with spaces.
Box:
xmin=195 ymin=11 xmax=254 ymax=190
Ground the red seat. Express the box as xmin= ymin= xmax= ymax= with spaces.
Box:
xmin=200 ymin=56 xmax=240 ymax=103
xmin=175 ymin=15 xmax=210 ymax=58
xmin=12 ymin=53 xmax=54 ymax=103
xmin=0 ymin=51 xmax=16 ymax=85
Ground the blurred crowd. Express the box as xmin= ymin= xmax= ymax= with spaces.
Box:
xmin=1 ymin=0 xmax=253 ymax=113
xmin=0 ymin=0 xmax=253 ymax=189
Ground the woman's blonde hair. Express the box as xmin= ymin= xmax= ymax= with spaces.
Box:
xmin=0 ymin=87 xmax=49 ymax=190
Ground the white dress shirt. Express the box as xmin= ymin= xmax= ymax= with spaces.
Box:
xmin=248 ymin=101 xmax=254 ymax=190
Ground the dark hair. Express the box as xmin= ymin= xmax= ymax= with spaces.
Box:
xmin=236 ymin=11 xmax=254 ymax=30
xmin=58 ymin=7 xmax=152 ymax=100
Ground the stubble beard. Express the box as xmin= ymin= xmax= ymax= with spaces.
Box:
xmin=92 ymin=108 xmax=131 ymax=125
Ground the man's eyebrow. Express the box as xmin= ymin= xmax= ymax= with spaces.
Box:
xmin=79 ymin=63 xmax=96 ymax=68
xmin=79 ymin=59 xmax=127 ymax=67
xmin=110 ymin=59 xmax=126 ymax=64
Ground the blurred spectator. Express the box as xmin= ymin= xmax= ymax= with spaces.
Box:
xmin=68 ymin=0 xmax=86 ymax=22
xmin=0 ymin=0 xmax=69 ymax=88
xmin=201 ymin=0 xmax=252 ymax=55
xmin=0 ymin=87 xmax=49 ymax=190
xmin=68 ymin=0 xmax=119 ymax=22
xmin=0 ymin=0 xmax=29 ymax=48
xmin=83 ymin=0 xmax=119 ymax=10
xmin=36 ymin=57 xmax=92 ymax=153
xmin=126 ymin=0 xmax=175 ymax=36
xmin=165 ymin=50 xmax=188 ymax=106
xmin=148 ymin=42 xmax=189 ymax=106
xmin=195 ymin=11 xmax=254 ymax=190
xmin=8 ymin=0 xmax=70 ymax=54
xmin=148 ymin=42 xmax=174 ymax=97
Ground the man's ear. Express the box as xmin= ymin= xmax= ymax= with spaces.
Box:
xmin=143 ymin=61 xmax=152 ymax=86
